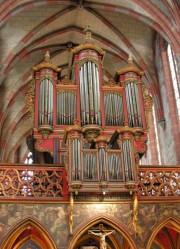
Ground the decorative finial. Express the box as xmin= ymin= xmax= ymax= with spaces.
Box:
xmin=44 ymin=51 xmax=50 ymax=62
xmin=84 ymin=25 xmax=93 ymax=42
xmin=128 ymin=55 xmax=133 ymax=64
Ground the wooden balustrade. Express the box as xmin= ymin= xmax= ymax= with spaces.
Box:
xmin=0 ymin=164 xmax=68 ymax=201
xmin=0 ymin=164 xmax=179 ymax=201
xmin=138 ymin=166 xmax=180 ymax=200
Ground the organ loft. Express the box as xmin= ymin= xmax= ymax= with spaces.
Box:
xmin=0 ymin=0 xmax=180 ymax=247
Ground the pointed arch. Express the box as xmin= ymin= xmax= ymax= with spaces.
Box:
xmin=1 ymin=217 xmax=57 ymax=249
xmin=68 ymin=215 xmax=137 ymax=249
xmin=147 ymin=216 xmax=180 ymax=249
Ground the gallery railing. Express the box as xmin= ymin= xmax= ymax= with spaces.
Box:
xmin=0 ymin=164 xmax=179 ymax=201
xmin=0 ymin=164 xmax=68 ymax=201
xmin=138 ymin=166 xmax=180 ymax=200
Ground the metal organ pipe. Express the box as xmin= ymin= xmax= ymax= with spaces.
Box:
xmin=125 ymin=82 xmax=142 ymax=127
xmin=39 ymin=78 xmax=53 ymax=126
xmin=98 ymin=148 xmax=106 ymax=181
xmin=108 ymin=153 xmax=122 ymax=180
xmin=79 ymin=61 xmax=101 ymax=126
xmin=57 ymin=91 xmax=76 ymax=125
xmin=72 ymin=138 xmax=81 ymax=181
xmin=84 ymin=63 xmax=90 ymax=124
xmin=104 ymin=93 xmax=124 ymax=126
xmin=122 ymin=140 xmax=134 ymax=181
xmin=83 ymin=151 xmax=97 ymax=180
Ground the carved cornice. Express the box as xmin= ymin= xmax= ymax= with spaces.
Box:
xmin=33 ymin=62 xmax=61 ymax=72
xmin=117 ymin=56 xmax=144 ymax=76
xmin=117 ymin=65 xmax=144 ymax=76
xmin=71 ymin=43 xmax=105 ymax=56
xmin=33 ymin=51 xmax=61 ymax=73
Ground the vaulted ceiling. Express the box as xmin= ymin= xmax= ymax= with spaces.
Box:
xmin=0 ymin=0 xmax=179 ymax=162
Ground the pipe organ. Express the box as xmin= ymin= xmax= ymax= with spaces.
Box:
xmin=28 ymin=27 xmax=151 ymax=196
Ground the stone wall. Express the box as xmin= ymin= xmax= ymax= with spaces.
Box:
xmin=154 ymin=34 xmax=177 ymax=164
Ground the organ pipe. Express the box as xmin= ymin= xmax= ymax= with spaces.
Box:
xmin=108 ymin=153 xmax=122 ymax=180
xmin=57 ymin=91 xmax=76 ymax=125
xmin=122 ymin=140 xmax=134 ymax=181
xmin=72 ymin=138 xmax=81 ymax=181
xmin=104 ymin=92 xmax=124 ymax=126
xmin=39 ymin=78 xmax=53 ymax=126
xmin=79 ymin=61 xmax=101 ymax=126
xmin=83 ymin=151 xmax=97 ymax=180
xmin=98 ymin=148 xmax=107 ymax=181
xmin=125 ymin=82 xmax=142 ymax=128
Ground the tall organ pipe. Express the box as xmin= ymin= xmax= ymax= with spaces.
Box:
xmin=79 ymin=61 xmax=101 ymax=125
xmin=39 ymin=78 xmax=53 ymax=126
xmin=125 ymin=82 xmax=142 ymax=127
xmin=72 ymin=139 xmax=81 ymax=181
xmin=122 ymin=140 xmax=134 ymax=181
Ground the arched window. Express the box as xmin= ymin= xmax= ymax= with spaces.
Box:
xmin=25 ymin=151 xmax=33 ymax=164
xmin=167 ymin=44 xmax=180 ymax=121
xmin=152 ymin=105 xmax=162 ymax=164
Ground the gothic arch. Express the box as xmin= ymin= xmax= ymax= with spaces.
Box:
xmin=1 ymin=217 xmax=57 ymax=249
xmin=146 ymin=216 xmax=180 ymax=249
xmin=68 ymin=216 xmax=137 ymax=249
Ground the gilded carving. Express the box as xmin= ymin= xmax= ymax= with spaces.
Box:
xmin=133 ymin=192 xmax=138 ymax=234
xmin=103 ymin=90 xmax=121 ymax=96
xmin=124 ymin=78 xmax=138 ymax=85
xmin=103 ymin=78 xmax=117 ymax=87
xmin=142 ymin=86 xmax=153 ymax=129
xmin=57 ymin=88 xmax=76 ymax=94
xmin=25 ymin=81 xmax=35 ymax=125
xmin=58 ymin=75 xmax=75 ymax=85
xmin=72 ymin=43 xmax=105 ymax=56
xmin=79 ymin=58 xmax=99 ymax=67
xmin=33 ymin=51 xmax=61 ymax=73
xmin=69 ymin=193 xmax=74 ymax=235
xmin=117 ymin=55 xmax=144 ymax=76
